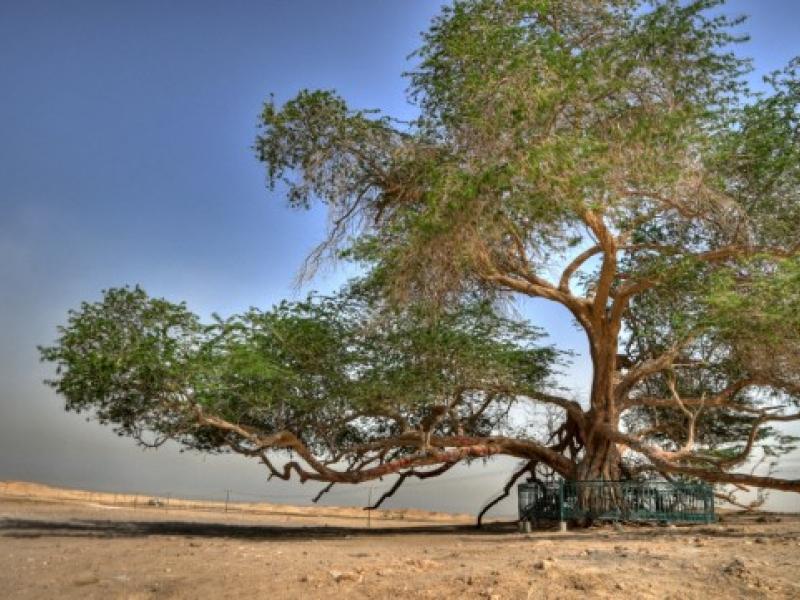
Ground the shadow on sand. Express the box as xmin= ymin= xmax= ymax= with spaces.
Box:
xmin=2 ymin=515 xmax=792 ymax=544
xmin=0 ymin=517 xmax=516 ymax=541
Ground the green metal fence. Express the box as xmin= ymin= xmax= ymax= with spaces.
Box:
xmin=518 ymin=480 xmax=715 ymax=524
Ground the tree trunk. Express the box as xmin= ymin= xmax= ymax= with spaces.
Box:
xmin=575 ymin=423 xmax=621 ymax=481
xmin=575 ymin=323 xmax=622 ymax=482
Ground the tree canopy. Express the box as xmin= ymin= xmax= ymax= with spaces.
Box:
xmin=42 ymin=0 xmax=800 ymax=509
xmin=41 ymin=285 xmax=562 ymax=498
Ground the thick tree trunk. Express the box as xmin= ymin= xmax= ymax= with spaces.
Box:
xmin=575 ymin=322 xmax=622 ymax=482
xmin=575 ymin=422 xmax=621 ymax=481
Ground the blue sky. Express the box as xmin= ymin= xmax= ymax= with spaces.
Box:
xmin=1 ymin=1 xmax=798 ymax=514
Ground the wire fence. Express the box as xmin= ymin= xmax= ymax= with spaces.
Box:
xmin=0 ymin=480 xmax=482 ymax=525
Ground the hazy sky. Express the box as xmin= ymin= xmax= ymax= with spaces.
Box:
xmin=1 ymin=0 xmax=798 ymax=516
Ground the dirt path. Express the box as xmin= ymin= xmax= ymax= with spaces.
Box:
xmin=1 ymin=492 xmax=799 ymax=599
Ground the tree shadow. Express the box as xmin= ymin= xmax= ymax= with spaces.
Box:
xmin=0 ymin=517 xmax=518 ymax=541
xmin=3 ymin=516 xmax=794 ymax=543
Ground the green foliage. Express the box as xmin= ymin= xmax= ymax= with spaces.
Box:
xmin=256 ymin=89 xmax=400 ymax=211
xmin=703 ymin=257 xmax=800 ymax=392
xmin=38 ymin=287 xmax=201 ymax=444
xmin=253 ymin=1 xmax=800 ymax=486
xmin=712 ymin=59 xmax=800 ymax=246
xmin=40 ymin=284 xmax=557 ymax=455
xmin=256 ymin=0 xmax=760 ymax=306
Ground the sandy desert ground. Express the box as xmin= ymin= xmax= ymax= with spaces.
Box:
xmin=1 ymin=481 xmax=799 ymax=599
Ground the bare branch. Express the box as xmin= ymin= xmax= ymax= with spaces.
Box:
xmin=312 ymin=482 xmax=335 ymax=503
xmin=614 ymin=338 xmax=694 ymax=403
xmin=559 ymin=245 xmax=602 ymax=292
xmin=365 ymin=463 xmax=455 ymax=510
xmin=623 ymin=378 xmax=760 ymax=410
xmin=476 ymin=460 xmax=534 ymax=528
xmin=199 ymin=402 xmax=576 ymax=484
xmin=483 ymin=271 xmax=591 ymax=329
xmin=602 ymin=424 xmax=800 ymax=492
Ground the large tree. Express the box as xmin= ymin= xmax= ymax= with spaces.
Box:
xmin=42 ymin=0 xmax=799 ymax=506
xmin=254 ymin=0 xmax=800 ymax=490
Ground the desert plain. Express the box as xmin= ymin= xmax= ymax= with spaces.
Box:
xmin=1 ymin=481 xmax=799 ymax=599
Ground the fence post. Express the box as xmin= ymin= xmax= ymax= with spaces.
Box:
xmin=225 ymin=490 xmax=229 ymax=514
xmin=367 ymin=487 xmax=373 ymax=529
xmin=707 ymin=487 xmax=715 ymax=524
xmin=559 ymin=480 xmax=567 ymax=532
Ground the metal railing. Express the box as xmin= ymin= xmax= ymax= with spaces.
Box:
xmin=519 ymin=480 xmax=715 ymax=524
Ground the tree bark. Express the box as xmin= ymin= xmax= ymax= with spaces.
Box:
xmin=574 ymin=316 xmax=623 ymax=481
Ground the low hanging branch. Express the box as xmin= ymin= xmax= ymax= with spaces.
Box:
xmin=476 ymin=460 xmax=536 ymax=529
xmin=365 ymin=463 xmax=455 ymax=510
